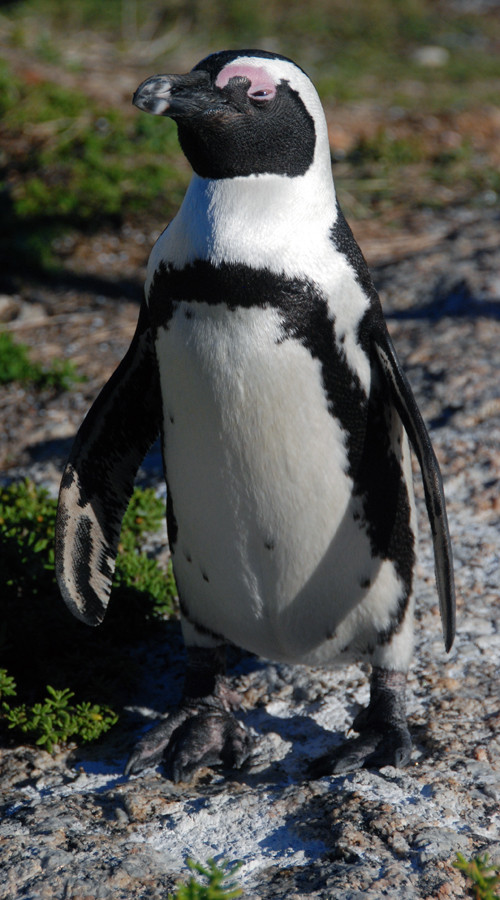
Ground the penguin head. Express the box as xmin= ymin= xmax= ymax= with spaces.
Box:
xmin=133 ymin=50 xmax=329 ymax=181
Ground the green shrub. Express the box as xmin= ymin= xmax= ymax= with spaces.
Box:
xmin=0 ymin=331 xmax=82 ymax=390
xmin=0 ymin=669 xmax=17 ymax=701
xmin=454 ymin=853 xmax=500 ymax=900
xmin=120 ymin=486 xmax=166 ymax=551
xmin=0 ymin=478 xmax=174 ymax=610
xmin=0 ymin=480 xmax=177 ymax=751
xmin=0 ymin=59 xmax=186 ymax=272
xmin=1 ymin=677 xmax=118 ymax=752
xmin=0 ymin=477 xmax=58 ymax=594
xmin=170 ymin=859 xmax=243 ymax=900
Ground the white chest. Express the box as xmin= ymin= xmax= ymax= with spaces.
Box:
xmin=154 ymin=301 xmax=403 ymax=663
xmin=157 ymin=300 xmax=352 ymax=543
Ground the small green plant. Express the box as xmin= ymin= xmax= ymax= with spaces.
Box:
xmin=1 ymin=676 xmax=118 ymax=752
xmin=454 ymin=853 xmax=500 ymax=900
xmin=0 ymin=480 xmax=178 ymax=751
xmin=115 ymin=486 xmax=177 ymax=618
xmin=0 ymin=331 xmax=82 ymax=390
xmin=0 ymin=669 xmax=17 ymax=701
xmin=114 ymin=551 xmax=177 ymax=619
xmin=170 ymin=859 xmax=243 ymax=900
xmin=0 ymin=477 xmax=58 ymax=594
xmin=120 ymin=487 xmax=166 ymax=552
xmin=34 ymin=356 xmax=84 ymax=391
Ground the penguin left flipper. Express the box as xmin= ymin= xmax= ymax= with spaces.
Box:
xmin=372 ymin=322 xmax=456 ymax=653
xmin=55 ymin=301 xmax=162 ymax=626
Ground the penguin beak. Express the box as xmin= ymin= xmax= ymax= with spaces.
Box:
xmin=133 ymin=70 xmax=221 ymax=118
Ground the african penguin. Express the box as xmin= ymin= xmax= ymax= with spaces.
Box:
xmin=55 ymin=49 xmax=455 ymax=782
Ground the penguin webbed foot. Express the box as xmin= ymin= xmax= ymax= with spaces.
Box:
xmin=310 ymin=723 xmax=412 ymax=776
xmin=125 ymin=646 xmax=253 ymax=782
xmin=163 ymin=705 xmax=252 ymax=783
xmin=309 ymin=667 xmax=412 ymax=776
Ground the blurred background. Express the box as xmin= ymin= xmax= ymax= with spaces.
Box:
xmin=0 ymin=0 xmax=499 ymax=280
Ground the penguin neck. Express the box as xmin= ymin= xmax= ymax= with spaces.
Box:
xmin=166 ymin=161 xmax=338 ymax=276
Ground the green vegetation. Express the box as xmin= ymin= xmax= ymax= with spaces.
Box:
xmin=1 ymin=677 xmax=118 ymax=752
xmin=0 ymin=478 xmax=60 ymax=588
xmin=116 ymin=486 xmax=177 ymax=618
xmin=0 ymin=331 xmax=82 ymax=390
xmin=170 ymin=859 xmax=243 ymax=900
xmin=0 ymin=478 xmax=175 ymax=613
xmin=0 ymin=0 xmax=499 ymax=271
xmin=0 ymin=58 xmax=186 ymax=272
xmin=5 ymin=0 xmax=500 ymax=99
xmin=0 ymin=479 xmax=177 ymax=752
xmin=336 ymin=126 xmax=500 ymax=220
xmin=454 ymin=853 xmax=500 ymax=900
xmin=0 ymin=670 xmax=17 ymax=701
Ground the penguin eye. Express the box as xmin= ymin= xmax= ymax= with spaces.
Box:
xmin=248 ymin=85 xmax=276 ymax=102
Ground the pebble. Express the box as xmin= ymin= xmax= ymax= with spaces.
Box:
xmin=412 ymin=46 xmax=450 ymax=68
xmin=413 ymin=828 xmax=470 ymax=864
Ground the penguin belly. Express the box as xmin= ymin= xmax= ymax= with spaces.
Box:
xmin=157 ymin=300 xmax=407 ymax=665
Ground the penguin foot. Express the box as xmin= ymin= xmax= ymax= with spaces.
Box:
xmin=164 ymin=707 xmax=252 ymax=783
xmin=309 ymin=723 xmax=412 ymax=776
xmin=125 ymin=645 xmax=253 ymax=781
xmin=125 ymin=705 xmax=191 ymax=776
xmin=309 ymin=666 xmax=412 ymax=776
xmin=125 ymin=703 xmax=252 ymax=782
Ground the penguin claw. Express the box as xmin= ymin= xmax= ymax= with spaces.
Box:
xmin=164 ymin=710 xmax=253 ymax=783
xmin=309 ymin=725 xmax=412 ymax=777
xmin=125 ymin=707 xmax=252 ymax=781
xmin=125 ymin=707 xmax=191 ymax=776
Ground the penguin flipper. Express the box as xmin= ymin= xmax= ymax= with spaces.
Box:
xmin=55 ymin=301 xmax=162 ymax=626
xmin=372 ymin=323 xmax=456 ymax=651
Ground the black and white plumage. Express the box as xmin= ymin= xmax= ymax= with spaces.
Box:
xmin=55 ymin=49 xmax=455 ymax=781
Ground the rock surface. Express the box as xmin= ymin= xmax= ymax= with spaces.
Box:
xmin=1 ymin=207 xmax=499 ymax=899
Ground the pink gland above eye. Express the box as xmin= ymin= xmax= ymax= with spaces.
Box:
xmin=216 ymin=63 xmax=277 ymax=100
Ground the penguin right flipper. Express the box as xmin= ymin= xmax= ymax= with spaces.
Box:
xmin=372 ymin=323 xmax=456 ymax=652
xmin=55 ymin=301 xmax=162 ymax=626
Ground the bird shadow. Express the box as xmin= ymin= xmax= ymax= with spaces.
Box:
xmin=383 ymin=276 xmax=500 ymax=321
